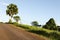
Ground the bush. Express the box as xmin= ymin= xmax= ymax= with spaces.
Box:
xmin=18 ymin=24 xmax=30 ymax=29
xmin=12 ymin=23 xmax=60 ymax=40
xmin=49 ymin=32 xmax=60 ymax=40
xmin=43 ymin=18 xmax=57 ymax=30
xmin=28 ymin=29 xmax=60 ymax=40
xmin=8 ymin=19 xmax=12 ymax=24
xmin=28 ymin=30 xmax=49 ymax=37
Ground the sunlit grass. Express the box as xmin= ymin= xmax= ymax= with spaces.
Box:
xmin=12 ymin=23 xmax=60 ymax=40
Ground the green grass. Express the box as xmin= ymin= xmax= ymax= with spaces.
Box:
xmin=11 ymin=23 xmax=60 ymax=40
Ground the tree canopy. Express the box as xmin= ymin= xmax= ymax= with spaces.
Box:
xmin=13 ymin=16 xmax=20 ymax=23
xmin=6 ymin=4 xmax=18 ymax=18
xmin=43 ymin=18 xmax=57 ymax=30
xmin=31 ymin=21 xmax=39 ymax=26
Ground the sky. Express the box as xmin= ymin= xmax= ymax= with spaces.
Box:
xmin=0 ymin=0 xmax=60 ymax=25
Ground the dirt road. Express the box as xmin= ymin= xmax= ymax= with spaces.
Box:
xmin=0 ymin=23 xmax=48 ymax=40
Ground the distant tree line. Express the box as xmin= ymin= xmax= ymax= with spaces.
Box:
xmin=31 ymin=21 xmax=41 ymax=27
xmin=31 ymin=18 xmax=60 ymax=31
xmin=6 ymin=3 xmax=60 ymax=31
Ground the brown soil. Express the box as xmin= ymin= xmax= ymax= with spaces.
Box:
xmin=0 ymin=23 xmax=48 ymax=40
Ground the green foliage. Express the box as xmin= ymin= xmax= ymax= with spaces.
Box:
xmin=31 ymin=21 xmax=39 ymax=26
xmin=6 ymin=4 xmax=18 ymax=22
xmin=18 ymin=24 xmax=32 ymax=29
xmin=11 ymin=17 xmax=60 ymax=40
xmin=28 ymin=29 xmax=50 ymax=37
xmin=13 ymin=16 xmax=20 ymax=23
xmin=6 ymin=4 xmax=18 ymax=21
xmin=12 ymin=22 xmax=18 ymax=25
xmin=6 ymin=4 xmax=18 ymax=17
xmin=8 ymin=19 xmax=12 ymax=24
xmin=27 ymin=27 xmax=60 ymax=40
xmin=13 ymin=23 xmax=60 ymax=40
xmin=43 ymin=18 xmax=57 ymax=30
xmin=49 ymin=32 xmax=60 ymax=40
xmin=57 ymin=26 xmax=60 ymax=31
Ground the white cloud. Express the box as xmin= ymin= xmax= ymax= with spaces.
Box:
xmin=2 ymin=2 xmax=8 ymax=6
xmin=56 ymin=23 xmax=60 ymax=26
xmin=0 ymin=2 xmax=8 ymax=6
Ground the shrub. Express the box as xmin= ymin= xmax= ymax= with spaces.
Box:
xmin=28 ymin=30 xmax=49 ymax=37
xmin=49 ymin=32 xmax=60 ymax=40
xmin=8 ymin=19 xmax=12 ymax=24
xmin=12 ymin=23 xmax=60 ymax=40
xmin=43 ymin=18 xmax=57 ymax=30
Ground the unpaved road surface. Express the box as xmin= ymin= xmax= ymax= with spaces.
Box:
xmin=0 ymin=23 xmax=48 ymax=40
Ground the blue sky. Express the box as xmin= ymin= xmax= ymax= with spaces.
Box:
xmin=0 ymin=0 xmax=60 ymax=25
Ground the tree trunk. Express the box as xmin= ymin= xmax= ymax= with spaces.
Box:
xmin=10 ymin=15 xmax=13 ymax=22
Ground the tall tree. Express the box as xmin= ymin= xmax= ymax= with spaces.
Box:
xmin=13 ymin=16 xmax=20 ymax=23
xmin=43 ymin=18 xmax=57 ymax=30
xmin=6 ymin=4 xmax=18 ymax=22
xmin=31 ymin=21 xmax=39 ymax=26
